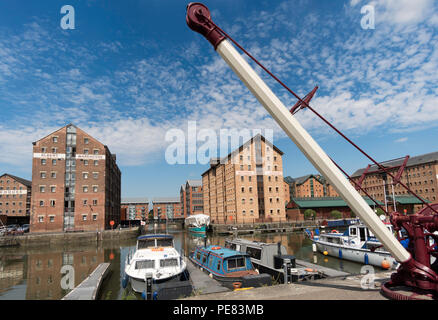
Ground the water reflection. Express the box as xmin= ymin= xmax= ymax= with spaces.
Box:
xmin=0 ymin=225 xmax=367 ymax=300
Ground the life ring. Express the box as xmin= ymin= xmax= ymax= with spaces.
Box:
xmin=331 ymin=230 xmax=339 ymax=234
xmin=211 ymin=246 xmax=221 ymax=250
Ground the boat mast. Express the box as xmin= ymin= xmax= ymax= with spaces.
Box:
xmin=185 ymin=3 xmax=411 ymax=264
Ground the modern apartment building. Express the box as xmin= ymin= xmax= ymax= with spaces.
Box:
xmin=181 ymin=180 xmax=203 ymax=217
xmin=284 ymin=174 xmax=339 ymax=200
xmin=121 ymin=198 xmax=149 ymax=221
xmin=202 ymin=134 xmax=286 ymax=224
xmin=0 ymin=173 xmax=32 ymax=225
xmin=152 ymin=197 xmax=183 ymax=220
xmin=30 ymin=124 xmax=121 ymax=233
xmin=351 ymin=151 xmax=438 ymax=211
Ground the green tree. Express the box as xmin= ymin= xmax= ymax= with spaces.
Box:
xmin=148 ymin=209 xmax=154 ymax=220
xmin=303 ymin=209 xmax=316 ymax=220
xmin=330 ymin=210 xmax=342 ymax=219
xmin=375 ymin=208 xmax=385 ymax=216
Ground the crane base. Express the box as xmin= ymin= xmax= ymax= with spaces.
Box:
xmin=381 ymin=280 xmax=437 ymax=300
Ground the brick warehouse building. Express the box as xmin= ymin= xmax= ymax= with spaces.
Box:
xmin=181 ymin=180 xmax=203 ymax=217
xmin=152 ymin=197 xmax=183 ymax=220
xmin=30 ymin=124 xmax=121 ymax=233
xmin=284 ymin=174 xmax=339 ymax=201
xmin=351 ymin=151 xmax=438 ymax=212
xmin=0 ymin=174 xmax=32 ymax=225
xmin=202 ymin=134 xmax=286 ymax=224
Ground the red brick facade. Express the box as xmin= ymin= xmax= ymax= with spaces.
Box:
xmin=0 ymin=174 xmax=32 ymax=224
xmin=30 ymin=124 xmax=121 ymax=233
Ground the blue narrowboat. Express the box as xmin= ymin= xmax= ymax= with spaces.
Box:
xmin=189 ymin=245 xmax=272 ymax=289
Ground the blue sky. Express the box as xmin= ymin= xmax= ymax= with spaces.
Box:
xmin=0 ymin=0 xmax=437 ymax=199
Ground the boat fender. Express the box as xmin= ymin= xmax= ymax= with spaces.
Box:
xmin=209 ymin=273 xmax=213 ymax=278
xmin=381 ymin=260 xmax=390 ymax=269
xmin=331 ymin=230 xmax=339 ymax=233
xmin=232 ymin=282 xmax=242 ymax=289
xmin=323 ymin=250 xmax=328 ymax=256
xmin=211 ymin=246 xmax=221 ymax=250
xmin=255 ymin=269 xmax=259 ymax=274
xmin=338 ymin=249 xmax=343 ymax=259
xmin=364 ymin=253 xmax=369 ymax=265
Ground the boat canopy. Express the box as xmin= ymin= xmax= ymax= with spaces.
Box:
xmin=185 ymin=214 xmax=210 ymax=228
xmin=137 ymin=234 xmax=174 ymax=249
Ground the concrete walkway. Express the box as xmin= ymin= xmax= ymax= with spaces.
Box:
xmin=185 ymin=257 xmax=230 ymax=295
xmin=62 ymin=263 xmax=111 ymax=300
xmin=182 ymin=271 xmax=393 ymax=300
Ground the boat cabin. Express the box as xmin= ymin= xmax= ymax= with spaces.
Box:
xmin=136 ymin=234 xmax=174 ymax=250
xmin=191 ymin=245 xmax=254 ymax=276
xmin=225 ymin=239 xmax=289 ymax=270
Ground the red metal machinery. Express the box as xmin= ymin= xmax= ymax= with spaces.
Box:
xmin=186 ymin=2 xmax=438 ymax=299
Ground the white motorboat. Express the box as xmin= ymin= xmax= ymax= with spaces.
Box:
xmin=305 ymin=222 xmax=399 ymax=270
xmin=123 ymin=234 xmax=188 ymax=293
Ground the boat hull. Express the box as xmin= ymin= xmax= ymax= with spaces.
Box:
xmin=314 ymin=240 xmax=398 ymax=269
xmin=128 ymin=268 xmax=189 ymax=293
xmin=188 ymin=225 xmax=207 ymax=233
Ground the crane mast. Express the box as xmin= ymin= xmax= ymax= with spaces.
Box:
xmin=185 ymin=2 xmax=410 ymax=264
xmin=186 ymin=2 xmax=438 ymax=299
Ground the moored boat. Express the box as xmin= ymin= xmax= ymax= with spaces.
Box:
xmin=305 ymin=222 xmax=398 ymax=270
xmin=189 ymin=245 xmax=272 ymax=289
xmin=224 ymin=238 xmax=324 ymax=282
xmin=185 ymin=214 xmax=210 ymax=234
xmin=123 ymin=234 xmax=189 ymax=294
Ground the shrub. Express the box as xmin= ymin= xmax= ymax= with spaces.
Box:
xmin=304 ymin=209 xmax=316 ymax=220
xmin=330 ymin=210 xmax=343 ymax=219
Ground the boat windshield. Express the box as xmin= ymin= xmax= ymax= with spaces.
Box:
xmin=135 ymin=259 xmax=155 ymax=269
xmin=138 ymin=239 xmax=157 ymax=249
xmin=138 ymin=237 xmax=173 ymax=249
xmin=156 ymin=238 xmax=173 ymax=247
xmin=160 ymin=258 xmax=178 ymax=267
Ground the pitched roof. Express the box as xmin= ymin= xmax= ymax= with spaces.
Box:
xmin=288 ymin=174 xmax=323 ymax=186
xmin=386 ymin=195 xmax=429 ymax=205
xmin=152 ymin=197 xmax=180 ymax=204
xmin=351 ymin=151 xmax=438 ymax=178
xmin=0 ymin=173 xmax=32 ymax=187
xmin=291 ymin=196 xmax=383 ymax=208
xmin=121 ymin=197 xmax=149 ymax=204
xmin=186 ymin=180 xmax=202 ymax=187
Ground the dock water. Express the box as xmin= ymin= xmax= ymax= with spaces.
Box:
xmin=62 ymin=263 xmax=111 ymax=300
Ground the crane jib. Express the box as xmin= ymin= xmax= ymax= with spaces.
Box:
xmin=185 ymin=2 xmax=411 ymax=264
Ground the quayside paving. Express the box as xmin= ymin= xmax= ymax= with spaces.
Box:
xmin=182 ymin=271 xmax=393 ymax=300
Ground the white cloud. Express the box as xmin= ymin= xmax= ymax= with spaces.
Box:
xmin=395 ymin=137 xmax=408 ymax=143
xmin=376 ymin=0 xmax=434 ymax=25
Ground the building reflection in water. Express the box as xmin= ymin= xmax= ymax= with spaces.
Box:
xmin=25 ymin=248 xmax=105 ymax=300
xmin=0 ymin=255 xmax=26 ymax=295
